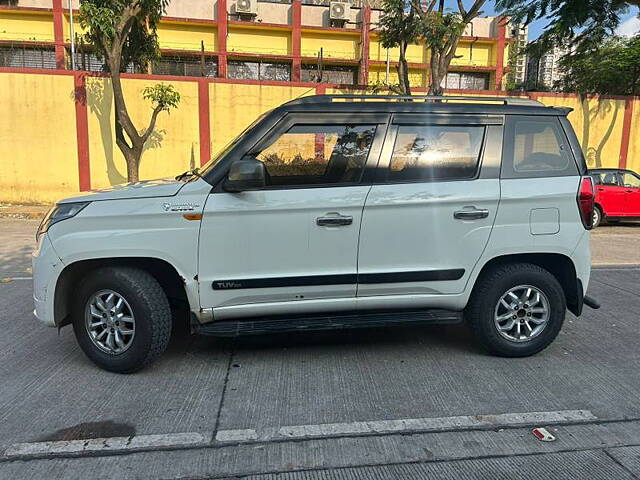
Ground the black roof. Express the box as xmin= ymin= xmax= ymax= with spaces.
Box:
xmin=276 ymin=94 xmax=573 ymax=117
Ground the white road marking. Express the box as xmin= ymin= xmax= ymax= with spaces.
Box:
xmin=4 ymin=432 xmax=207 ymax=458
xmin=4 ymin=410 xmax=597 ymax=458
xmin=593 ymin=266 xmax=640 ymax=271
xmin=0 ymin=277 xmax=32 ymax=282
xmin=215 ymin=429 xmax=259 ymax=442
xmin=216 ymin=409 xmax=596 ymax=443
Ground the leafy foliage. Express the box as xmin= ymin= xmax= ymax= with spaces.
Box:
xmin=379 ymin=0 xmax=486 ymax=95
xmin=142 ymin=84 xmax=181 ymax=112
xmin=556 ymin=35 xmax=640 ymax=95
xmin=378 ymin=0 xmax=422 ymax=50
xmin=496 ymin=0 xmax=640 ymax=52
xmin=80 ymin=0 xmax=168 ymax=72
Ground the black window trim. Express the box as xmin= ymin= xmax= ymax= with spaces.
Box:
xmin=373 ymin=114 xmax=496 ymax=185
xmin=212 ymin=112 xmax=391 ymax=193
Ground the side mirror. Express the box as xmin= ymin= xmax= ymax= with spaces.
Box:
xmin=223 ymin=157 xmax=267 ymax=192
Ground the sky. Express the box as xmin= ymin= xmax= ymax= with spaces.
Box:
xmin=450 ymin=1 xmax=640 ymax=40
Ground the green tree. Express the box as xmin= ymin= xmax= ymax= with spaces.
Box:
xmin=496 ymin=0 xmax=640 ymax=52
xmin=556 ymin=35 xmax=640 ymax=96
xmin=79 ymin=0 xmax=181 ymax=183
xmin=378 ymin=0 xmax=422 ymax=95
xmin=379 ymin=0 xmax=486 ymax=96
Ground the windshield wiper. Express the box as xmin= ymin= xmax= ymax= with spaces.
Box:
xmin=175 ymin=168 xmax=202 ymax=181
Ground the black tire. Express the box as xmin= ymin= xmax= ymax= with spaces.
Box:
xmin=466 ymin=263 xmax=566 ymax=357
xmin=72 ymin=267 xmax=171 ymax=373
xmin=592 ymin=206 xmax=602 ymax=228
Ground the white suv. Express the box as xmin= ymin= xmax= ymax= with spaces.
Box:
xmin=32 ymin=95 xmax=599 ymax=372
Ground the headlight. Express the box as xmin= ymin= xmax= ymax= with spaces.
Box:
xmin=36 ymin=202 xmax=90 ymax=241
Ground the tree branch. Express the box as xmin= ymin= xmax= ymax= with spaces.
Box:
xmin=461 ymin=0 xmax=484 ymax=22
xmin=141 ymin=104 xmax=163 ymax=144
xmin=456 ymin=0 xmax=467 ymax=16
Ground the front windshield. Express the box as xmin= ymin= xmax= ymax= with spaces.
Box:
xmin=199 ymin=111 xmax=271 ymax=175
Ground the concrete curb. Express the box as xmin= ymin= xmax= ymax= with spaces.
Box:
xmin=0 ymin=203 xmax=50 ymax=220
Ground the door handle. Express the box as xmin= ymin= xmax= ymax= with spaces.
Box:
xmin=454 ymin=207 xmax=489 ymax=220
xmin=316 ymin=213 xmax=353 ymax=227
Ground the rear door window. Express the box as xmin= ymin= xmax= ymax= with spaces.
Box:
xmin=385 ymin=124 xmax=486 ymax=182
xmin=503 ymin=117 xmax=578 ymax=178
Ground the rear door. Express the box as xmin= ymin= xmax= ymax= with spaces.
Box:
xmin=595 ymin=171 xmax=626 ymax=216
xmin=198 ymin=113 xmax=388 ymax=318
xmin=621 ymin=171 xmax=640 ymax=216
xmin=356 ymin=114 xmax=502 ymax=298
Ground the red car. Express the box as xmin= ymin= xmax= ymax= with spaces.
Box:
xmin=589 ymin=168 xmax=640 ymax=227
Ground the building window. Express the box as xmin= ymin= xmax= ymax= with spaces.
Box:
xmin=301 ymin=64 xmax=357 ymax=84
xmin=442 ymin=72 xmax=489 ymax=90
xmin=0 ymin=45 xmax=56 ymax=69
xmin=228 ymin=60 xmax=291 ymax=81
xmin=74 ymin=48 xmax=107 ymax=72
xmin=153 ymin=54 xmax=218 ymax=77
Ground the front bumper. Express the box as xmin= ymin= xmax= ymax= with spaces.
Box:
xmin=32 ymin=234 xmax=64 ymax=327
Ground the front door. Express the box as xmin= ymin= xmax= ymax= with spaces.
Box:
xmin=357 ymin=114 xmax=502 ymax=298
xmin=596 ymin=172 xmax=626 ymax=216
xmin=621 ymin=171 xmax=640 ymax=216
xmin=198 ymin=114 xmax=388 ymax=319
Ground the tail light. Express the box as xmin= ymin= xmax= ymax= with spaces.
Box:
xmin=577 ymin=176 xmax=595 ymax=230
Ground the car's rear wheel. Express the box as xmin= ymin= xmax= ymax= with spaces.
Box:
xmin=466 ymin=263 xmax=566 ymax=357
xmin=72 ymin=267 xmax=171 ymax=373
xmin=592 ymin=206 xmax=602 ymax=228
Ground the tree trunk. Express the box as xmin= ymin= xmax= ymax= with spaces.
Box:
xmin=110 ymin=67 xmax=144 ymax=183
xmin=396 ymin=41 xmax=411 ymax=95
xmin=124 ymin=148 xmax=141 ymax=183
xmin=428 ymin=50 xmax=445 ymax=95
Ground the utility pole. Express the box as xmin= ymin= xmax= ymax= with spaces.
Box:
xmin=68 ymin=0 xmax=76 ymax=70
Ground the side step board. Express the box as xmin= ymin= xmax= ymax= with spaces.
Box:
xmin=194 ymin=309 xmax=463 ymax=337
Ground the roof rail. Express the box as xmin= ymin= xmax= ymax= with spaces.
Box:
xmin=286 ymin=94 xmax=544 ymax=107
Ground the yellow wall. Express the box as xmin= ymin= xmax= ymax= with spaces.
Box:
xmin=228 ymin=27 xmax=290 ymax=56
xmin=451 ymin=42 xmax=493 ymax=67
xmin=1 ymin=70 xmax=638 ymax=204
xmin=157 ymin=22 xmax=217 ymax=52
xmin=301 ymin=32 xmax=358 ymax=59
xmin=624 ymin=101 xmax=640 ymax=174
xmin=0 ymin=11 xmax=54 ymax=42
xmin=369 ymin=38 xmax=426 ymax=64
xmin=85 ymin=77 xmax=201 ymax=189
xmin=209 ymin=83 xmax=313 ymax=157
xmin=537 ymin=95 xmax=626 ymax=170
xmin=0 ymin=73 xmax=78 ymax=203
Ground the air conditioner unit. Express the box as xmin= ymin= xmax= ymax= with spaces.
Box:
xmin=236 ymin=0 xmax=257 ymax=16
xmin=329 ymin=1 xmax=350 ymax=21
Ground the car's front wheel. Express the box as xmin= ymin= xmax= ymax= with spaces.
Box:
xmin=466 ymin=263 xmax=566 ymax=357
xmin=72 ymin=267 xmax=171 ymax=373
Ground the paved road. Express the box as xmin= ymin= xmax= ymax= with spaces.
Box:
xmin=1 ymin=219 xmax=640 ymax=479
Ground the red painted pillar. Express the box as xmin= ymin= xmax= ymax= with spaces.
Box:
xmin=495 ymin=17 xmax=507 ymax=91
xmin=619 ymin=98 xmax=635 ymax=169
xmin=52 ymin=0 xmax=66 ymax=69
xmin=359 ymin=5 xmax=371 ymax=86
xmin=292 ymin=0 xmax=302 ymax=81
xmin=74 ymin=73 xmax=91 ymax=191
xmin=198 ymin=79 xmax=212 ymax=167
xmin=217 ymin=0 xmax=228 ymax=78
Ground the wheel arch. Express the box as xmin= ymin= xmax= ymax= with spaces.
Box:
xmin=473 ymin=253 xmax=582 ymax=316
xmin=54 ymin=257 xmax=191 ymax=328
